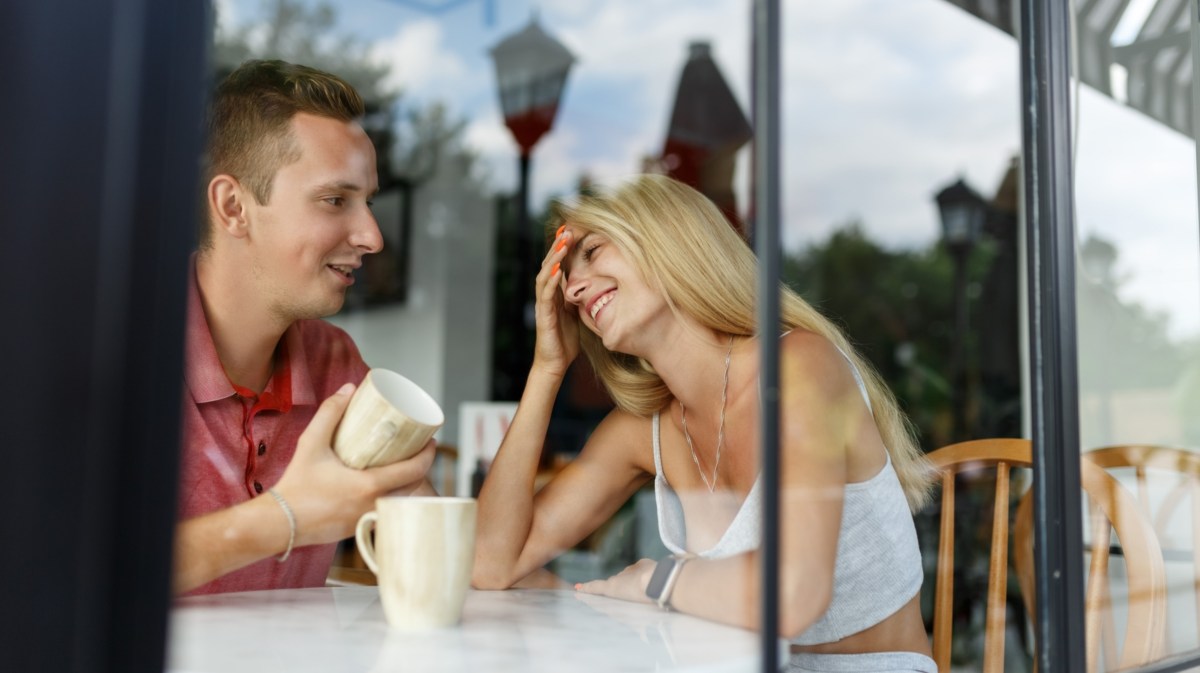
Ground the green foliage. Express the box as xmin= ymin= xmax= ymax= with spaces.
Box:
xmin=783 ymin=220 xmax=1188 ymax=453
xmin=782 ymin=222 xmax=1002 ymax=449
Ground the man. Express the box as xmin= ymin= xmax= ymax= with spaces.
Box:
xmin=173 ymin=59 xmax=434 ymax=595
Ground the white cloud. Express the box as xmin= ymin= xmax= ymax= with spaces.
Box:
xmin=370 ymin=18 xmax=480 ymax=106
xmin=463 ymin=107 xmax=514 ymax=156
xmin=553 ymin=0 xmax=750 ymax=139
xmin=212 ymin=0 xmax=239 ymax=32
xmin=1075 ymin=86 xmax=1200 ymax=339
xmin=462 ymin=106 xmax=518 ymax=190
xmin=779 ymin=0 xmax=1021 ymax=250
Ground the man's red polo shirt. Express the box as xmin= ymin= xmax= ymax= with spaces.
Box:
xmin=178 ymin=266 xmax=368 ymax=595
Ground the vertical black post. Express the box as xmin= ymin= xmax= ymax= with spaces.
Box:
xmin=1019 ymin=1 xmax=1087 ymax=671
xmin=0 ymin=1 xmax=207 ymax=671
xmin=753 ymin=0 xmax=782 ymax=670
xmin=950 ymin=246 xmax=969 ymax=441
xmin=494 ymin=151 xmax=535 ymax=402
xmin=517 ymin=151 xmax=533 ymax=394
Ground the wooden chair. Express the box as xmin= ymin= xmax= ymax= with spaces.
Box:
xmin=929 ymin=438 xmax=1166 ymax=673
xmin=1083 ymin=445 xmax=1200 ymax=657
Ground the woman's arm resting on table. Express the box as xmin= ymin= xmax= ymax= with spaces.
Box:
xmin=579 ymin=333 xmax=859 ymax=638
xmin=473 ymin=227 xmax=651 ymax=589
xmin=473 ymin=402 xmax=651 ymax=589
xmin=173 ymin=384 xmax=436 ymax=594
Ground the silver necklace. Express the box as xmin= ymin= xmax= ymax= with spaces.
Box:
xmin=680 ymin=335 xmax=735 ymax=492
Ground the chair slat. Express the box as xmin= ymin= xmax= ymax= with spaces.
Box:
xmin=1084 ymin=502 xmax=1112 ymax=673
xmin=983 ymin=462 xmax=1011 ymax=673
xmin=1136 ymin=466 xmax=1150 ymax=520
xmin=933 ymin=470 xmax=956 ymax=673
xmin=1080 ymin=457 xmax=1167 ymax=669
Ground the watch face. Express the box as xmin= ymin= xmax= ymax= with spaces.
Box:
xmin=645 ymin=556 xmax=677 ymax=599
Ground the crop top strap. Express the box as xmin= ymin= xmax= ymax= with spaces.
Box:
xmin=652 ymin=411 xmax=665 ymax=475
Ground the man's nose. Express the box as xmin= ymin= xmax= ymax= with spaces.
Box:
xmin=351 ymin=207 xmax=384 ymax=254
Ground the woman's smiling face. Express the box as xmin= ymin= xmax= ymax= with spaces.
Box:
xmin=560 ymin=226 xmax=669 ymax=354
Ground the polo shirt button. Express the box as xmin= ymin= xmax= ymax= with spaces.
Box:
xmin=254 ymin=481 xmax=263 ymax=494
xmin=258 ymin=441 xmax=267 ymax=456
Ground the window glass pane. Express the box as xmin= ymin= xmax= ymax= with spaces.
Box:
xmin=163 ymin=1 xmax=1200 ymax=671
xmin=171 ymin=1 xmax=790 ymax=671
xmin=1074 ymin=2 xmax=1200 ymax=666
xmin=784 ymin=2 xmax=1029 ymax=670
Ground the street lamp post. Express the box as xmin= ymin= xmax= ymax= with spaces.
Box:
xmin=489 ymin=15 xmax=575 ymax=400
xmin=935 ymin=178 xmax=986 ymax=442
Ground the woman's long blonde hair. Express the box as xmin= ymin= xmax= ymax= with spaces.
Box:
xmin=549 ymin=175 xmax=932 ymax=511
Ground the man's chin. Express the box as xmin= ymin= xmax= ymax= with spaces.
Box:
xmin=289 ymin=296 xmax=346 ymax=322
xmin=320 ymin=297 xmax=347 ymax=319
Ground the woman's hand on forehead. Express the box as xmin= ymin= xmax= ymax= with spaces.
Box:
xmin=559 ymin=230 xmax=593 ymax=277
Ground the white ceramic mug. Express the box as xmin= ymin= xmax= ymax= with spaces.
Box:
xmin=356 ymin=496 xmax=477 ymax=630
xmin=334 ymin=369 xmax=444 ymax=469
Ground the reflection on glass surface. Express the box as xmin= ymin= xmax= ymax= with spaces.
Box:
xmin=784 ymin=3 xmax=1025 ymax=668
xmin=1075 ymin=45 xmax=1200 ymax=666
xmin=183 ymin=0 xmax=1200 ymax=670
xmin=195 ymin=1 xmax=931 ymax=668
xmin=206 ymin=0 xmax=747 ymax=597
xmin=1075 ymin=85 xmax=1200 ymax=452
xmin=1081 ymin=445 xmax=1200 ymax=667
xmin=211 ymin=0 xmax=751 ymax=462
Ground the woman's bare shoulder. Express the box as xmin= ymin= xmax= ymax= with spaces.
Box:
xmin=778 ymin=329 xmax=860 ymax=398
xmin=591 ymin=406 xmax=653 ymax=436
xmin=776 ymin=331 xmax=866 ymax=466
xmin=578 ymin=406 xmax=656 ymax=471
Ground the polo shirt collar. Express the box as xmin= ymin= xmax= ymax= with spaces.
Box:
xmin=184 ymin=257 xmax=316 ymax=407
xmin=285 ymin=322 xmax=316 ymax=406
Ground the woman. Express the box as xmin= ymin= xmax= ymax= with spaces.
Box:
xmin=473 ymin=175 xmax=936 ymax=673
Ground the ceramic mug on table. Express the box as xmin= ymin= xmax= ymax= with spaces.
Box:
xmin=334 ymin=368 xmax=444 ymax=469
xmin=356 ymin=496 xmax=477 ymax=630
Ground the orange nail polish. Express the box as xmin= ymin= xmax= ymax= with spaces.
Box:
xmin=554 ymin=239 xmax=566 ymax=252
xmin=551 ymin=262 xmax=560 ymax=275
xmin=574 ymin=583 xmax=582 ymax=590
xmin=556 ymin=224 xmax=566 ymax=238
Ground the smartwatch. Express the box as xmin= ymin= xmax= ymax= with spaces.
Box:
xmin=644 ymin=554 xmax=691 ymax=610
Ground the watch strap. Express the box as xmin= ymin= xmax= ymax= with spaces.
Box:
xmin=645 ymin=554 xmax=692 ymax=610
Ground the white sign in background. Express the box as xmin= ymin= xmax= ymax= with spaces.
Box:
xmin=455 ymin=402 xmax=518 ymax=497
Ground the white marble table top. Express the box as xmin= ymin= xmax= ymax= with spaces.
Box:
xmin=167 ymin=586 xmax=785 ymax=672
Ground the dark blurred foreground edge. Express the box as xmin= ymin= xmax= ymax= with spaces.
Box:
xmin=0 ymin=2 xmax=209 ymax=671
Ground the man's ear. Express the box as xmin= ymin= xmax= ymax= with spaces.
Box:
xmin=208 ymin=174 xmax=251 ymax=240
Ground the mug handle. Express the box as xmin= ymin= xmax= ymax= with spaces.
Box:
xmin=355 ymin=511 xmax=380 ymax=575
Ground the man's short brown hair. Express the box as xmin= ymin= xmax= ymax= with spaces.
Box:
xmin=200 ymin=59 xmax=366 ymax=249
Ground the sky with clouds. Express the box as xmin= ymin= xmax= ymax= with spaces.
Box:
xmin=216 ymin=0 xmax=1200 ymax=341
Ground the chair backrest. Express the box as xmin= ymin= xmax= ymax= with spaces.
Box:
xmin=1084 ymin=445 xmax=1200 ymax=657
xmin=928 ymin=438 xmax=1166 ymax=673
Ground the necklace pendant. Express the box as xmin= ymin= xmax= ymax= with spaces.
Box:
xmin=681 ymin=335 xmax=735 ymax=494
